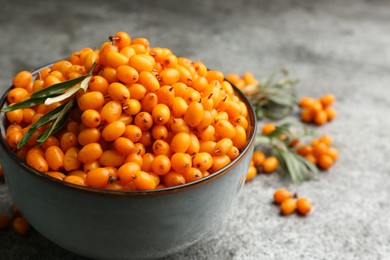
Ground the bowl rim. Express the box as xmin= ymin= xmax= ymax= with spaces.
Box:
xmin=0 ymin=62 xmax=257 ymax=197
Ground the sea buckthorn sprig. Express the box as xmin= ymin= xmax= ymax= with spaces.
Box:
xmin=255 ymin=123 xmax=319 ymax=184
xmin=299 ymin=94 xmax=336 ymax=125
xmin=1 ymin=32 xmax=251 ymax=191
xmin=227 ymin=70 xmax=298 ymax=120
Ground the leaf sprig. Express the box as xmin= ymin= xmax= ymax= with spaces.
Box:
xmin=243 ymin=69 xmax=298 ymax=120
xmin=255 ymin=123 xmax=319 ymax=184
xmin=1 ymin=63 xmax=96 ymax=148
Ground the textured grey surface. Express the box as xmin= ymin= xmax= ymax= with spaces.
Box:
xmin=0 ymin=0 xmax=389 ymax=259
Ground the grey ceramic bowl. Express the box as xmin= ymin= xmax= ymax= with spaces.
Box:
xmin=0 ymin=64 xmax=257 ymax=260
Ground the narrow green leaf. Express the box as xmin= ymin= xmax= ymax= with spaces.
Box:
xmin=1 ymin=97 xmax=48 ymax=112
xmin=31 ymin=75 xmax=87 ymax=99
xmin=36 ymin=99 xmax=75 ymax=143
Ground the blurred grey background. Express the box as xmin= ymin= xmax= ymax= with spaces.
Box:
xmin=0 ymin=0 xmax=389 ymax=259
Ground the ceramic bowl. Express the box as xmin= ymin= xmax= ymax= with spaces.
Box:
xmin=0 ymin=64 xmax=257 ymax=260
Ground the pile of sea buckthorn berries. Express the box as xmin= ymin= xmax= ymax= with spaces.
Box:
xmin=0 ymin=204 xmax=30 ymax=235
xmin=297 ymin=134 xmax=339 ymax=170
xmin=4 ymin=31 xmax=251 ymax=191
xmin=299 ymin=94 xmax=337 ymax=125
xmin=274 ymin=189 xmax=312 ymax=216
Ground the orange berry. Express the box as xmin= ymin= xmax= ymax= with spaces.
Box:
xmin=13 ymin=71 xmax=33 ymax=89
xmin=299 ymin=97 xmax=315 ymax=108
xmin=312 ymin=142 xmax=329 ymax=158
xmin=314 ymin=110 xmax=328 ymax=125
xmin=320 ymin=94 xmax=335 ymax=107
xmin=300 ymin=108 xmax=314 ymax=123
xmin=327 ymin=147 xmax=339 ymax=160
xmin=12 ymin=217 xmax=30 ymax=235
xmin=280 ymin=198 xmax=297 ymax=216
xmin=274 ymin=189 xmax=292 ymax=205
xmin=252 ymin=151 xmax=265 ymax=167
xmin=325 ymin=107 xmax=337 ymax=121
xmin=245 ymin=166 xmax=257 ymax=181
xmin=317 ymin=154 xmax=334 ymax=170
xmin=305 ymin=153 xmax=317 ymax=165
xmin=262 ymin=156 xmax=279 ymax=173
xmin=86 ymin=167 xmax=110 ymax=189
xmin=262 ymin=123 xmax=276 ymax=135
xmin=297 ymin=198 xmax=312 ymax=215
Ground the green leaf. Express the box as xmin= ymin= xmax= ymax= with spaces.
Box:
xmin=31 ymin=75 xmax=87 ymax=99
xmin=36 ymin=99 xmax=75 ymax=143
xmin=1 ymin=97 xmax=49 ymax=112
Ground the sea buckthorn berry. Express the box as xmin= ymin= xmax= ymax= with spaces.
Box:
xmin=108 ymin=82 xmax=130 ymax=103
xmin=170 ymin=118 xmax=190 ymax=134
xmin=12 ymin=217 xmax=30 ymax=235
xmin=320 ymin=94 xmax=335 ymax=107
xmin=151 ymin=125 xmax=168 ymax=140
xmin=111 ymin=31 xmax=131 ymax=49
xmin=299 ymin=97 xmax=315 ymax=108
xmin=185 ymin=88 xmax=201 ymax=104
xmin=206 ymin=70 xmax=224 ymax=83
xmin=231 ymin=125 xmax=246 ymax=149
xmin=171 ymin=152 xmax=192 ymax=173
xmin=78 ymin=91 xmax=105 ymax=111
xmin=27 ymin=152 xmax=49 ymax=172
xmin=124 ymin=153 xmax=143 ymax=166
xmin=317 ymin=154 xmax=334 ymax=170
xmin=172 ymin=97 xmax=188 ymax=117
xmin=134 ymin=112 xmax=153 ymax=131
xmin=134 ymin=171 xmax=157 ymax=190
xmin=131 ymin=37 xmax=150 ymax=48
xmin=214 ymin=119 xmax=236 ymax=139
xmin=193 ymin=152 xmax=213 ymax=171
xmin=313 ymin=142 xmax=329 ymax=158
xmin=84 ymin=161 xmax=101 ymax=172
xmin=44 ymin=74 xmax=62 ymax=87
xmin=186 ymin=133 xmax=200 ymax=155
xmin=86 ymin=167 xmax=110 ymax=189
xmin=152 ymin=140 xmax=171 ymax=156
xmin=123 ymin=99 xmax=141 ymax=116
xmin=138 ymin=71 xmax=160 ymax=92
xmin=13 ymin=71 xmax=33 ymax=89
xmin=163 ymin=171 xmax=186 ymax=187
xmin=152 ymin=155 xmax=171 ymax=175
xmin=114 ymin=137 xmax=135 ymax=155
xmin=106 ymin=51 xmax=129 ymax=68
xmin=78 ymin=128 xmax=101 ymax=146
xmin=142 ymin=153 xmax=155 ymax=172
xmin=301 ymin=108 xmax=314 ymax=123
xmin=100 ymin=101 xmax=122 ymax=124
xmin=170 ymin=132 xmax=191 ymax=153
xmin=117 ymin=162 xmax=140 ymax=184
xmin=210 ymin=155 xmax=231 ymax=172
xmin=0 ymin=214 xmax=10 ymax=229
xmin=6 ymin=130 xmax=23 ymax=150
xmin=172 ymin=82 xmax=188 ymax=98
xmin=140 ymin=93 xmax=158 ymax=113
xmin=311 ymin=100 xmax=323 ymax=112
xmin=47 ymin=171 xmax=66 ymax=180
xmin=227 ymin=146 xmax=240 ymax=160
xmin=45 ymin=146 xmax=65 ymax=171
xmin=6 ymin=108 xmax=23 ymax=124
xmin=262 ymin=123 xmax=276 ymax=135
xmin=245 ymin=166 xmax=257 ymax=181
xmin=183 ymin=167 xmax=203 ymax=182
xmin=102 ymin=120 xmax=126 ymax=142
xmin=139 ymin=131 xmax=153 ymax=147
xmin=64 ymin=147 xmax=81 ymax=172
xmin=327 ymin=147 xmax=339 ymax=160
xmin=152 ymin=104 xmax=171 ymax=125
xmin=297 ymin=145 xmax=313 ymax=156
xmin=156 ymin=85 xmax=175 ymax=106
xmin=192 ymin=77 xmax=208 ymax=92
xmin=252 ymin=151 xmax=266 ymax=167
xmin=64 ymin=175 xmax=86 ymax=186
xmin=88 ymin=75 xmax=109 ymax=95
xmin=100 ymin=67 xmax=118 ymax=83
xmin=120 ymin=46 xmax=136 ymax=59
xmin=78 ymin=143 xmax=103 ymax=164
xmin=274 ymin=189 xmax=292 ymax=204
xmin=305 ymin=154 xmax=317 ymax=165
xmin=215 ymin=138 xmax=233 ymax=155
xmin=314 ymin=110 xmax=328 ymax=125
xmin=325 ymin=107 xmax=337 ymax=121
xmin=297 ymin=198 xmax=312 ymax=215
xmin=21 ymin=108 xmax=36 ymax=124
xmin=262 ymin=156 xmax=279 ymax=173
xmin=81 ymin=109 xmax=101 ymax=128
xmin=129 ymin=54 xmax=154 ymax=73
xmin=163 ymin=54 xmax=178 ymax=68
xmin=130 ymin=44 xmax=146 ymax=54
xmin=99 ymin=150 xmax=126 ymax=167
xmin=116 ymin=65 xmax=139 ymax=85
xmin=280 ymin=198 xmax=297 ymax=216
xmin=123 ymin=125 xmax=142 ymax=142
xmin=160 ymin=68 xmax=180 ymax=85
xmin=8 ymin=88 xmax=29 ymax=103
xmin=184 ymin=102 xmax=204 ymax=127
xmin=60 ymin=132 xmax=78 ymax=152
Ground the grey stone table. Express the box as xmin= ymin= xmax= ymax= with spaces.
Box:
xmin=0 ymin=0 xmax=389 ymax=259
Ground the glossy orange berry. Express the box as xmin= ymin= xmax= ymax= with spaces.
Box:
xmin=12 ymin=217 xmax=30 ymax=235
xmin=170 ymin=132 xmax=191 ymax=153
xmin=262 ymin=156 xmax=279 ymax=173
xmin=152 ymin=140 xmax=171 ymax=156
xmin=100 ymin=100 xmax=122 ymax=123
xmin=262 ymin=123 xmax=276 ymax=135
xmin=313 ymin=142 xmax=329 ymax=158
xmin=327 ymin=147 xmax=339 ymax=160
xmin=297 ymin=198 xmax=312 ymax=215
xmin=123 ymin=125 xmax=142 ymax=142
xmin=299 ymin=97 xmax=315 ymax=108
xmin=133 ymin=171 xmax=157 ymax=190
xmin=214 ymin=138 xmax=233 ymax=156
xmin=317 ymin=154 xmax=334 ymax=170
xmin=111 ymin=31 xmax=131 ymax=49
xmin=129 ymin=54 xmax=154 ymax=73
xmin=314 ymin=110 xmax=328 ymax=125
xmin=8 ymin=88 xmax=29 ymax=103
xmin=163 ymin=171 xmax=186 ymax=187
xmin=63 ymin=147 xmax=81 ymax=172
xmin=252 ymin=151 xmax=266 ymax=167
xmin=245 ymin=165 xmax=257 ymax=181
xmin=214 ymin=119 xmax=236 ymax=139
xmin=45 ymin=146 xmax=65 ymax=171
xmin=273 ymin=189 xmax=292 ymax=204
xmin=182 ymin=167 xmax=203 ymax=182
xmin=64 ymin=175 xmax=86 ymax=186
xmin=114 ymin=137 xmax=135 ymax=155
xmin=77 ymin=91 xmax=105 ymax=111
xmin=280 ymin=198 xmax=297 ymax=216
xmin=152 ymin=155 xmax=171 ymax=175
xmin=108 ymin=82 xmax=130 ymax=103
xmin=297 ymin=145 xmax=313 ymax=156
xmin=227 ymin=146 xmax=240 ymax=160
xmin=77 ymin=128 xmax=101 ymax=146
xmin=13 ymin=71 xmax=33 ymax=89
xmin=106 ymin=51 xmax=129 ymax=69
xmin=141 ymin=153 xmax=155 ymax=172
xmin=47 ymin=171 xmax=66 ymax=180
xmin=78 ymin=143 xmax=103 ymax=164
xmin=86 ymin=167 xmax=110 ymax=189
xmin=320 ymin=94 xmax=335 ymax=107
xmin=5 ymin=108 xmax=23 ymax=124
xmin=151 ymin=125 xmax=168 ymax=140
xmin=319 ymin=135 xmax=333 ymax=146
xmin=116 ymin=65 xmax=139 ymax=85
xmin=117 ymin=162 xmax=141 ymax=184
xmin=325 ymin=107 xmax=337 ymax=121
xmin=138 ymin=71 xmax=160 ymax=92
xmin=171 ymin=152 xmax=192 ymax=173
xmin=184 ymin=102 xmax=204 ymax=128
xmin=88 ymin=75 xmax=109 ymax=95
xmin=81 ymin=109 xmax=101 ymax=128
xmin=305 ymin=153 xmax=317 ymax=165
xmin=152 ymin=104 xmax=171 ymax=125
xmin=134 ymin=112 xmax=153 ymax=131
xmin=231 ymin=125 xmax=246 ymax=149
xmin=102 ymin=120 xmax=126 ymax=142
xmin=99 ymin=67 xmax=118 ymax=83
xmin=301 ymin=108 xmax=314 ymax=123
xmin=205 ymin=70 xmax=224 ymax=83
xmin=210 ymin=155 xmax=231 ymax=172
xmin=99 ymin=150 xmax=126 ymax=167
xmin=5 ymin=130 xmax=23 ymax=150
xmin=26 ymin=152 xmax=49 ymax=172
xmin=160 ymin=68 xmax=180 ymax=85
